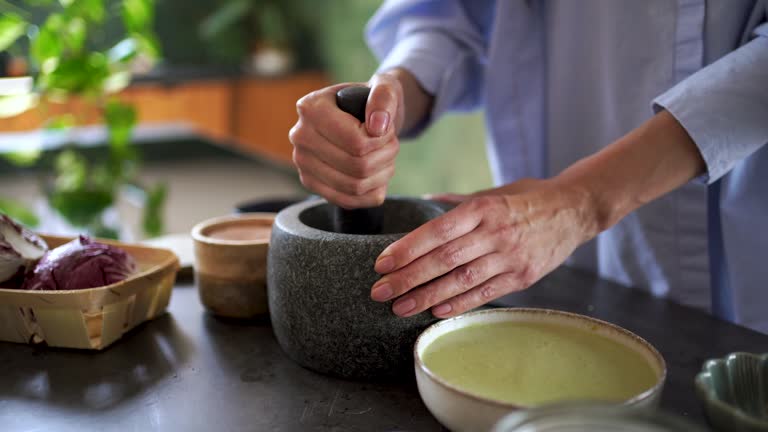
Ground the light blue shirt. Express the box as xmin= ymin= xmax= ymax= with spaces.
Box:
xmin=366 ymin=0 xmax=768 ymax=332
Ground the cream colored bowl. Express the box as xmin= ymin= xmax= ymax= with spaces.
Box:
xmin=413 ymin=308 xmax=667 ymax=432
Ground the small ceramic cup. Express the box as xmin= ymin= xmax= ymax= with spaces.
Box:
xmin=191 ymin=213 xmax=275 ymax=319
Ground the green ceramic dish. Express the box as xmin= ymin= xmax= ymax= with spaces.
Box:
xmin=695 ymin=352 xmax=768 ymax=432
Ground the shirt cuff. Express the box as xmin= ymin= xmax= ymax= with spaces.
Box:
xmin=372 ymin=31 xmax=484 ymax=138
xmin=652 ymin=35 xmax=768 ymax=184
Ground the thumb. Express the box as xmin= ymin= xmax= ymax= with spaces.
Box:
xmin=365 ymin=74 xmax=401 ymax=137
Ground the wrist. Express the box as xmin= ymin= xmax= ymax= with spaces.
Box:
xmin=551 ymin=110 xmax=704 ymax=236
xmin=547 ymin=175 xmax=605 ymax=242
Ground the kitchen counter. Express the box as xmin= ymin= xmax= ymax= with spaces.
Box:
xmin=2 ymin=266 xmax=767 ymax=431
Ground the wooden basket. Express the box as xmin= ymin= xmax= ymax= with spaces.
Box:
xmin=0 ymin=235 xmax=179 ymax=350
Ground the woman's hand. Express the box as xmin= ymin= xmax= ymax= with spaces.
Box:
xmin=370 ymin=178 xmax=599 ymax=318
xmin=289 ymin=74 xmax=405 ymax=209
xmin=370 ymin=109 xmax=705 ymax=319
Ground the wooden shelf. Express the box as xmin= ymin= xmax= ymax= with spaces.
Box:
xmin=0 ymin=72 xmax=330 ymax=166
xmin=232 ymin=73 xmax=329 ymax=164
xmin=119 ymin=80 xmax=235 ymax=142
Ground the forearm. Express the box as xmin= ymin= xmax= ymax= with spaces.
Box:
xmin=568 ymin=31 xmax=768 ymax=235
xmin=377 ymin=68 xmax=434 ymax=136
xmin=556 ymin=110 xmax=706 ymax=235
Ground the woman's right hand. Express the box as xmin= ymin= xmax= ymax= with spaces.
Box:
xmin=289 ymin=73 xmax=405 ymax=209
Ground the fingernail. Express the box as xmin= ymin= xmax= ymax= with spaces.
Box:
xmin=393 ymin=298 xmax=416 ymax=316
xmin=369 ymin=111 xmax=390 ymax=136
xmin=375 ymin=255 xmax=395 ymax=273
xmin=432 ymin=303 xmax=452 ymax=316
xmin=371 ymin=282 xmax=393 ymax=301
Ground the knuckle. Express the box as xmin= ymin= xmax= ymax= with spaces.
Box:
xmin=360 ymin=158 xmax=378 ymax=177
xmin=334 ymin=195 xmax=358 ymax=210
xmin=479 ymin=283 xmax=496 ymax=300
xmin=471 ymin=196 xmax=495 ymax=211
xmin=288 ymin=124 xmax=298 ymax=144
xmin=419 ymin=286 xmax=449 ymax=314
xmin=288 ymin=123 xmax=305 ymax=146
xmin=378 ymin=139 xmax=399 ymax=162
xmin=455 ymin=264 xmax=479 ymax=287
xmin=438 ymin=245 xmax=464 ymax=268
xmin=418 ymin=287 xmax=439 ymax=308
xmin=372 ymin=188 xmax=387 ymax=205
xmin=348 ymin=179 xmax=367 ymax=196
xmin=408 ymin=291 xmax=431 ymax=313
xmin=396 ymin=271 xmax=418 ymax=294
xmin=295 ymin=94 xmax=312 ymax=117
xmin=297 ymin=172 xmax=312 ymax=189
xmin=292 ymin=148 xmax=307 ymax=166
xmin=434 ymin=218 xmax=457 ymax=241
xmin=385 ymin=163 xmax=397 ymax=180
xmin=518 ymin=264 xmax=537 ymax=287
xmin=404 ymin=246 xmax=419 ymax=262
xmin=348 ymin=137 xmax=369 ymax=157
xmin=449 ymin=297 xmax=472 ymax=315
xmin=350 ymin=156 xmax=374 ymax=178
xmin=493 ymin=223 xmax=517 ymax=241
xmin=376 ymin=85 xmax=397 ymax=105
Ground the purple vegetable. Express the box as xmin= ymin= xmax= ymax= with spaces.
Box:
xmin=22 ymin=235 xmax=137 ymax=291
xmin=0 ymin=215 xmax=48 ymax=286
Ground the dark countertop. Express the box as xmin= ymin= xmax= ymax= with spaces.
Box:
xmin=2 ymin=267 xmax=767 ymax=431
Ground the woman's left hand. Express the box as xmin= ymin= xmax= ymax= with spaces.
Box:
xmin=370 ymin=177 xmax=599 ymax=318
xmin=370 ymin=109 xmax=706 ymax=318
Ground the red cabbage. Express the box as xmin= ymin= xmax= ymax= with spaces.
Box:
xmin=23 ymin=235 xmax=137 ymax=291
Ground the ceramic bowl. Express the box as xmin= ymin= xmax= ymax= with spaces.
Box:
xmin=413 ymin=308 xmax=667 ymax=432
xmin=192 ymin=213 xmax=275 ymax=319
xmin=695 ymin=352 xmax=768 ymax=432
xmin=492 ymin=402 xmax=706 ymax=432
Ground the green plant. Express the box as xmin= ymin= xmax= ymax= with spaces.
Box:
xmin=0 ymin=0 xmax=165 ymax=238
xmin=199 ymin=0 xmax=308 ymax=64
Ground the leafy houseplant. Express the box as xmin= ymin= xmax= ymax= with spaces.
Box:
xmin=0 ymin=0 xmax=165 ymax=239
xmin=199 ymin=0 xmax=306 ymax=75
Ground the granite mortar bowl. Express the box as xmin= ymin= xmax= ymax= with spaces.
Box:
xmin=267 ymin=197 xmax=447 ymax=380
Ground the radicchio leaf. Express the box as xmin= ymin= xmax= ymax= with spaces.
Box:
xmin=22 ymin=235 xmax=136 ymax=291
xmin=0 ymin=214 xmax=48 ymax=285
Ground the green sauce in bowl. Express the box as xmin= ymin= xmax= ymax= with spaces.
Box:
xmin=421 ymin=321 xmax=658 ymax=406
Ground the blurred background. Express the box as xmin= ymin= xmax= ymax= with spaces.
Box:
xmin=0 ymin=0 xmax=489 ymax=241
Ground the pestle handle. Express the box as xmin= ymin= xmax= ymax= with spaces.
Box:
xmin=336 ymin=86 xmax=369 ymax=123
xmin=333 ymin=86 xmax=384 ymax=235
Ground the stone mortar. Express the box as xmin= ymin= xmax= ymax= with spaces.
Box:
xmin=267 ymin=197 xmax=447 ymax=380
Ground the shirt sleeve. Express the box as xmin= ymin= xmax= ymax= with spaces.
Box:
xmin=364 ymin=0 xmax=493 ymax=136
xmin=652 ymin=23 xmax=768 ymax=183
